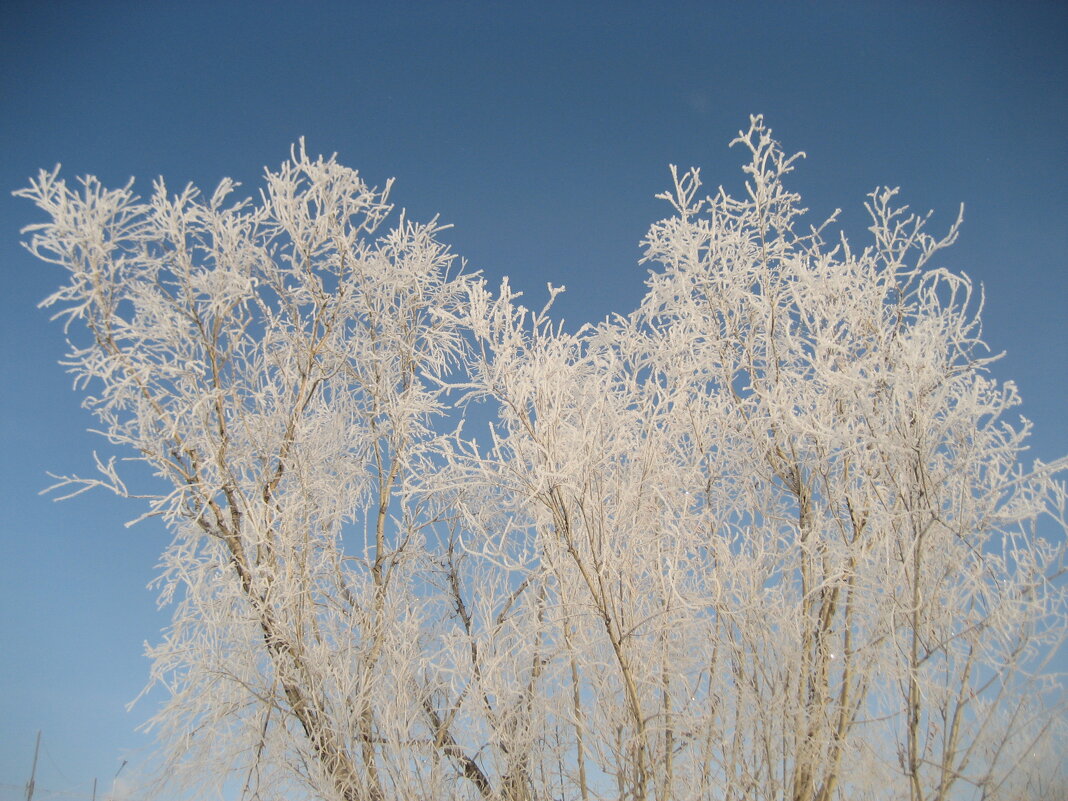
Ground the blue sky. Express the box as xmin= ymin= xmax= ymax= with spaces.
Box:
xmin=1 ymin=2 xmax=1065 ymax=799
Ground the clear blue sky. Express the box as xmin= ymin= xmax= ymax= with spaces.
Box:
xmin=1 ymin=2 xmax=1065 ymax=799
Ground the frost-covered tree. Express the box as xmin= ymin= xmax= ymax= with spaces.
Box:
xmin=17 ymin=147 xmax=482 ymax=801
xmin=18 ymin=118 xmax=1067 ymax=801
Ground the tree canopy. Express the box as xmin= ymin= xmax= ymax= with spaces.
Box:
xmin=18 ymin=117 xmax=1067 ymax=801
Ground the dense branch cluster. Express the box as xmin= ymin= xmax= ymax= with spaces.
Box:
xmin=18 ymin=118 xmax=1067 ymax=801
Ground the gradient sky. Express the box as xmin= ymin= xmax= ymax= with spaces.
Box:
xmin=2 ymin=2 xmax=1065 ymax=799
